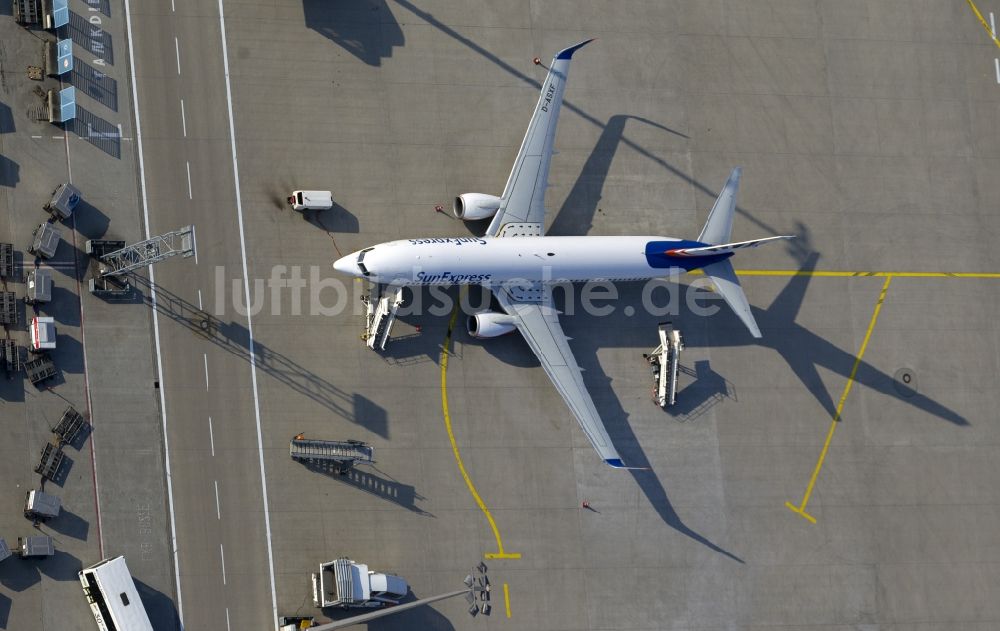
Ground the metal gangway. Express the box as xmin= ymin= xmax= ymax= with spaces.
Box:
xmin=645 ymin=322 xmax=683 ymax=408
xmin=87 ymin=225 xmax=195 ymax=277
xmin=289 ymin=435 xmax=375 ymax=473
xmin=361 ymin=284 xmax=404 ymax=351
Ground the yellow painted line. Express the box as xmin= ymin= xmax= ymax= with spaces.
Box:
xmin=966 ymin=0 xmax=1000 ymax=49
xmin=690 ymin=269 xmax=1000 ymax=279
xmin=440 ymin=304 xmax=521 ymax=560
xmin=786 ymin=275 xmax=893 ymax=523
xmin=503 ymin=582 xmax=512 ymax=618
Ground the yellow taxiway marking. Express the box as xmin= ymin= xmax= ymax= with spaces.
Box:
xmin=503 ymin=583 xmax=512 ymax=618
xmin=690 ymin=269 xmax=1000 ymax=279
xmin=786 ymin=275 xmax=893 ymax=523
xmin=441 ymin=304 xmax=521 ymax=560
xmin=966 ymin=0 xmax=1000 ymax=48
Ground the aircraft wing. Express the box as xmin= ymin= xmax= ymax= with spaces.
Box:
xmin=492 ymin=285 xmax=626 ymax=468
xmin=486 ymin=39 xmax=594 ymax=238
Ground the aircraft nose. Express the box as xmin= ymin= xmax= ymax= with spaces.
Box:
xmin=333 ymin=253 xmax=359 ymax=276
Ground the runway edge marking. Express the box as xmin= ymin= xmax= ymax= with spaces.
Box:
xmin=441 ymin=304 xmax=521 ymax=560
xmin=786 ymin=275 xmax=893 ymax=524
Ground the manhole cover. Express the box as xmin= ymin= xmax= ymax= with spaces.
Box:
xmin=893 ymin=368 xmax=918 ymax=398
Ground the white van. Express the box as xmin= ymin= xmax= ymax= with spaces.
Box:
xmin=288 ymin=190 xmax=333 ymax=211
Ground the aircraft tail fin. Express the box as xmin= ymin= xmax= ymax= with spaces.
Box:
xmin=699 ymin=167 xmax=742 ymax=245
xmin=701 ymin=259 xmax=762 ymax=338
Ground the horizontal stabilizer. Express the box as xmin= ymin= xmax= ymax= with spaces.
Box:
xmin=666 ymin=235 xmax=794 ymax=257
xmin=701 ymin=259 xmax=761 ymax=338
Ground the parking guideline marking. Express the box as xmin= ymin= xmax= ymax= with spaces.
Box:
xmin=786 ymin=275 xmax=893 ymax=523
xmin=441 ymin=304 xmax=521 ymax=560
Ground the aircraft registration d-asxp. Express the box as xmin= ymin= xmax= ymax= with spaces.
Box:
xmin=335 ymin=39 xmax=792 ymax=468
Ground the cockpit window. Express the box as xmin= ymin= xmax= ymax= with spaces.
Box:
xmin=356 ymin=247 xmax=374 ymax=276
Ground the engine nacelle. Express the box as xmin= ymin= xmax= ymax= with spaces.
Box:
xmin=467 ymin=312 xmax=516 ymax=339
xmin=454 ymin=193 xmax=501 ymax=221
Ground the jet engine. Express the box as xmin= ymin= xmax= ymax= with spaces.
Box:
xmin=453 ymin=193 xmax=501 ymax=221
xmin=467 ymin=312 xmax=516 ymax=338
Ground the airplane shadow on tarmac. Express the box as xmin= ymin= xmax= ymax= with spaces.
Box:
xmin=129 ymin=275 xmax=390 ymax=438
xmin=302 ymin=0 xmax=404 ymax=67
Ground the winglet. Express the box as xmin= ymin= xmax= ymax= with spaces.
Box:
xmin=605 ymin=458 xmax=651 ymax=471
xmin=555 ymin=38 xmax=596 ymax=60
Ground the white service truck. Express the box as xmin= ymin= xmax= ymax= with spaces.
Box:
xmin=313 ymin=558 xmax=408 ymax=609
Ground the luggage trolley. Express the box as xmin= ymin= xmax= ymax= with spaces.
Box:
xmin=34 ymin=442 xmax=64 ymax=481
xmin=53 ymin=405 xmax=89 ymax=446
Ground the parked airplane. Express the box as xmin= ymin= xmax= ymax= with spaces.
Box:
xmin=334 ymin=39 xmax=792 ymax=468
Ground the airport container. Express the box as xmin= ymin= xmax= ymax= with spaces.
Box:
xmin=24 ymin=489 xmax=61 ymax=521
xmin=27 ymin=268 xmax=53 ymax=304
xmin=18 ymin=535 xmax=54 ymax=558
xmin=28 ymin=222 xmax=61 ymax=259
xmin=44 ymin=183 xmax=81 ymax=220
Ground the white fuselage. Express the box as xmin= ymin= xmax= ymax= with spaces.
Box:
xmin=334 ymin=236 xmax=717 ymax=285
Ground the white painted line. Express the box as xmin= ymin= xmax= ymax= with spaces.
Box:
xmin=186 ymin=161 xmax=193 ymax=200
xmin=180 ymin=98 xmax=187 ymax=137
xmin=203 ymin=353 xmax=209 ymax=390
xmin=214 ymin=480 xmax=221 ymax=519
xmin=208 ymin=416 xmax=215 ymax=456
xmin=218 ymin=0 xmax=279 ymax=624
xmin=219 ymin=544 xmax=227 ymax=585
xmin=225 ymin=608 xmax=231 ymax=631
xmin=171 ymin=0 xmax=175 ymax=11
xmin=191 ymin=224 xmax=198 ymax=265
xmin=991 ymin=12 xmax=996 ymax=38
xmin=52 ymin=135 xmax=64 ymax=139
xmin=174 ymin=37 xmax=181 ymax=75
xmin=117 ymin=123 xmax=123 ymax=138
xmin=995 ymin=58 xmax=1000 ymax=84
xmin=198 ymin=289 xmax=203 ymax=310
xmin=31 ymin=135 xmax=41 ymax=139
xmin=125 ymin=0 xmax=185 ymax=624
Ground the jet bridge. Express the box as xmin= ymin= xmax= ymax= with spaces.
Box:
xmin=361 ymin=284 xmax=404 ymax=351
xmin=645 ymin=322 xmax=683 ymax=408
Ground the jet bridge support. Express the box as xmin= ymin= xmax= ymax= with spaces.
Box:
xmin=361 ymin=283 xmax=404 ymax=351
xmin=645 ymin=322 xmax=683 ymax=408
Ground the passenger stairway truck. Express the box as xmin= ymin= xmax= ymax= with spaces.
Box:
xmin=79 ymin=556 xmax=154 ymax=631
xmin=312 ymin=557 xmax=409 ymax=609
xmin=645 ymin=322 xmax=683 ymax=408
xmin=289 ymin=435 xmax=374 ymax=473
xmin=361 ymin=283 xmax=404 ymax=351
